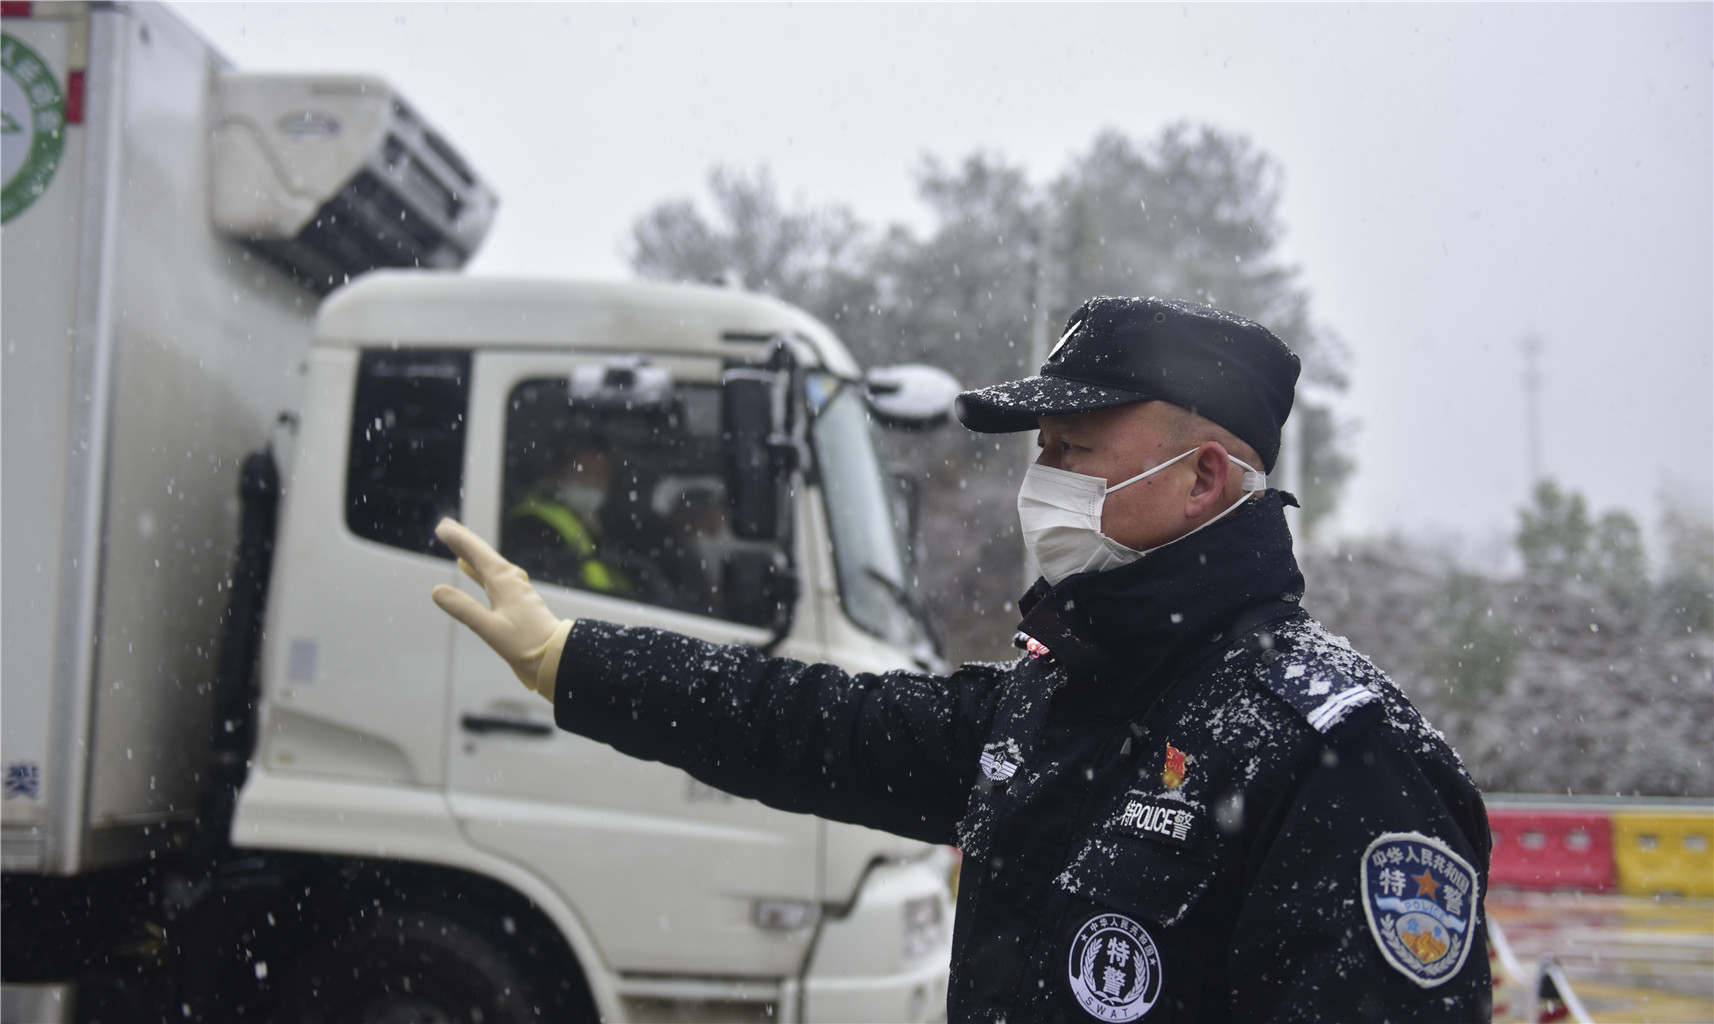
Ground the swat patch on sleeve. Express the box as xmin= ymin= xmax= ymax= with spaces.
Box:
xmin=1359 ymin=832 xmax=1479 ymax=988
xmin=1253 ymin=651 xmax=1379 ymax=733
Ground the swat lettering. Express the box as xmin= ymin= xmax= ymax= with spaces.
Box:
xmin=1120 ymin=800 xmax=1193 ymax=842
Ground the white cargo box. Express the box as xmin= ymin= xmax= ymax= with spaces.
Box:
xmin=2 ymin=3 xmax=490 ymax=876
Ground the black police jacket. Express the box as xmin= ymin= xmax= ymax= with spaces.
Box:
xmin=553 ymin=493 xmax=1493 ymax=1022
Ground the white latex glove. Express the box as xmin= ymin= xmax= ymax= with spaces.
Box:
xmin=431 ymin=518 xmax=572 ymax=700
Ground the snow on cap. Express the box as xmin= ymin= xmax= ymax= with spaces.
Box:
xmin=954 ymin=295 xmax=1301 ymax=473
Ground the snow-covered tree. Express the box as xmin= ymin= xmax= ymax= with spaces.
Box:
xmin=1305 ymin=489 xmax=1714 ymax=798
xmin=626 ymin=125 xmax=1351 ymax=659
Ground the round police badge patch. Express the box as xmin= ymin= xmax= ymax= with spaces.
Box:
xmin=1067 ymin=912 xmax=1163 ymax=1021
xmin=1359 ymin=832 xmax=1479 ymax=988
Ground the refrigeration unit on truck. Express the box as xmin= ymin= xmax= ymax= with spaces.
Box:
xmin=2 ymin=4 xmax=958 ymax=1021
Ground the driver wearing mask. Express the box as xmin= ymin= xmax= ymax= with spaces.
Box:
xmin=431 ymin=296 xmax=1492 ymax=1022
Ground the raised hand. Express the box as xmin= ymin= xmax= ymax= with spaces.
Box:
xmin=430 ymin=518 xmax=571 ymax=699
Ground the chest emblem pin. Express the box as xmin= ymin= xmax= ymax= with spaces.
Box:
xmin=979 ymin=741 xmax=1020 ymax=784
xmin=1161 ymin=744 xmax=1187 ymax=789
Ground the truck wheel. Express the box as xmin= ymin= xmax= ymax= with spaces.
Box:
xmin=274 ymin=908 xmax=550 ymax=1023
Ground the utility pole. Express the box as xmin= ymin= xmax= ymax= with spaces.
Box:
xmin=1027 ymin=204 xmax=1053 ymax=372
xmin=1520 ymin=335 xmax=1544 ymax=486
xmin=1023 ymin=205 xmax=1055 ymax=590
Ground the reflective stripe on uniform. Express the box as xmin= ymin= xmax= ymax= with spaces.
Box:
xmin=508 ymin=494 xmax=631 ymax=593
xmin=510 ymin=494 xmax=596 ymax=555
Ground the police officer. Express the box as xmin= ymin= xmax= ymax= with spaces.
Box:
xmin=432 ymin=296 xmax=1492 ymax=1022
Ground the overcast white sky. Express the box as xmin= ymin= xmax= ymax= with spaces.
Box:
xmin=175 ymin=2 xmax=1712 ymax=562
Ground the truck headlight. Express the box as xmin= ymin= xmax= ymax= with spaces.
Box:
xmin=901 ymin=894 xmax=945 ymax=961
xmin=753 ymin=898 xmax=818 ymax=932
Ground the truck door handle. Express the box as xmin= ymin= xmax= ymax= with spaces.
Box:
xmin=460 ymin=713 xmax=555 ymax=737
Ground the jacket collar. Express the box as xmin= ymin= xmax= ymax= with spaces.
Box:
xmin=1015 ymin=491 xmax=1306 ymax=719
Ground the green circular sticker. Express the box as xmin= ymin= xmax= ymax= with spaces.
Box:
xmin=2 ymin=32 xmax=67 ymax=225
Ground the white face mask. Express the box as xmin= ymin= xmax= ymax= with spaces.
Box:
xmin=1018 ymin=448 xmax=1267 ymax=586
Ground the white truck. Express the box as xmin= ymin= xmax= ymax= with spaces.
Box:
xmin=2 ymin=4 xmax=957 ymax=1021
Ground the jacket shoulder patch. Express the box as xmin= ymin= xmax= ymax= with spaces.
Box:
xmin=1252 ymin=639 xmax=1379 ymax=734
xmin=1360 ymin=832 xmax=1480 ymax=987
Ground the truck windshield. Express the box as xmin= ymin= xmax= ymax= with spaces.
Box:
xmin=807 ymin=373 xmax=936 ymax=655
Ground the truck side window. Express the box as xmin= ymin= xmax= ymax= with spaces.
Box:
xmin=347 ymin=349 xmax=471 ymax=556
xmin=501 ymin=378 xmax=734 ymax=621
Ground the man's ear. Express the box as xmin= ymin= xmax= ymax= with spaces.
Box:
xmin=1185 ymin=443 xmax=1230 ymax=518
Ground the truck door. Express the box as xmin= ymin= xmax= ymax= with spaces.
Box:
xmin=446 ymin=350 xmax=820 ymax=982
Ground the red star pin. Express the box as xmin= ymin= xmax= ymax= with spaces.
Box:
xmin=1412 ymin=869 xmax=1441 ymax=900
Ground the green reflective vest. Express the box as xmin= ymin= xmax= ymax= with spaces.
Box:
xmin=508 ymin=494 xmax=629 ymax=593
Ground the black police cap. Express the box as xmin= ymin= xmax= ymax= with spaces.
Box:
xmin=955 ymin=296 xmax=1301 ymax=473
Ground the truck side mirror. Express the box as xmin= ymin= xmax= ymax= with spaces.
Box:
xmin=863 ymin=364 xmax=962 ymax=430
xmin=722 ymin=369 xmax=796 ymax=541
xmin=722 ymin=550 xmax=800 ymax=631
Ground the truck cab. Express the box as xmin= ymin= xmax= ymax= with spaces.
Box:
xmin=234 ymin=275 xmax=956 ymax=1021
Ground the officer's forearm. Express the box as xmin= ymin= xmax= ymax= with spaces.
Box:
xmin=553 ymin=618 xmax=985 ymax=844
